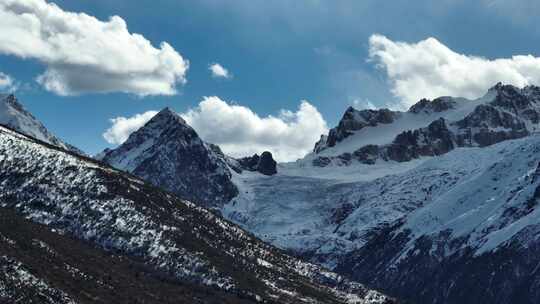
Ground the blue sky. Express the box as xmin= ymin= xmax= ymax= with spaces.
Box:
xmin=1 ymin=0 xmax=540 ymax=159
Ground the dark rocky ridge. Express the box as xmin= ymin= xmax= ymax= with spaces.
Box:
xmin=314 ymin=107 xmax=399 ymax=153
xmin=101 ymin=108 xmax=239 ymax=208
xmin=314 ymin=96 xmax=458 ymax=154
xmin=236 ymin=152 xmax=277 ymax=176
xmin=313 ymin=84 xmax=537 ymax=167
xmin=408 ymin=96 xmax=457 ymax=114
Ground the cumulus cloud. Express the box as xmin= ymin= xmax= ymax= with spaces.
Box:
xmin=209 ymin=63 xmax=232 ymax=79
xmin=0 ymin=0 xmax=188 ymax=96
xmin=0 ymin=72 xmax=16 ymax=92
xmin=368 ymin=34 xmax=540 ymax=108
xmin=103 ymin=97 xmax=328 ymax=162
xmin=181 ymin=97 xmax=327 ymax=161
xmin=103 ymin=110 xmax=158 ymax=144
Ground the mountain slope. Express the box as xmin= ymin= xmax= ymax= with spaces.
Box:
xmin=0 ymin=124 xmax=392 ymax=304
xmin=94 ymin=83 xmax=540 ymax=303
xmin=333 ymin=135 xmax=540 ymax=303
xmin=220 ymin=84 xmax=540 ymax=303
xmin=0 ymin=207 xmax=261 ymax=304
xmin=100 ymin=107 xmax=238 ymax=208
xmin=0 ymin=94 xmax=82 ymax=154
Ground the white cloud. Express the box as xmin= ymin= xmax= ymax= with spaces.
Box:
xmin=209 ymin=63 xmax=232 ymax=79
xmin=103 ymin=97 xmax=328 ymax=162
xmin=0 ymin=72 xmax=16 ymax=92
xmin=181 ymin=97 xmax=327 ymax=162
xmin=368 ymin=34 xmax=540 ymax=108
xmin=103 ymin=110 xmax=158 ymax=144
xmin=0 ymin=0 xmax=188 ymax=96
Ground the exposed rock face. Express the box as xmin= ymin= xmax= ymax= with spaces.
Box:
xmin=315 ymin=107 xmax=400 ymax=153
xmin=236 ymin=152 xmax=277 ymax=175
xmin=313 ymin=84 xmax=538 ymax=167
xmin=453 ymin=104 xmax=529 ymax=147
xmin=237 ymin=154 xmax=261 ymax=171
xmin=313 ymin=135 xmax=328 ymax=154
xmin=336 ymin=225 xmax=540 ymax=304
xmin=387 ymin=117 xmax=455 ymax=162
xmin=408 ymin=96 xmax=457 ymax=114
xmin=257 ymin=151 xmax=277 ymax=175
xmin=0 ymin=94 xmax=83 ymax=155
xmin=313 ymin=118 xmax=452 ymax=166
xmin=101 ymin=108 xmax=238 ymax=208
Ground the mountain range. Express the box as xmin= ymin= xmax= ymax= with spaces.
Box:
xmin=0 ymin=96 xmax=391 ymax=303
xmin=4 ymin=83 xmax=540 ymax=303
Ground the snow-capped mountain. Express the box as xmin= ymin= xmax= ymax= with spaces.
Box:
xmin=221 ymin=83 xmax=540 ymax=304
xmin=100 ymin=107 xmax=281 ymax=208
xmin=0 ymin=123 xmax=393 ymax=304
xmin=309 ymin=83 xmax=538 ymax=167
xmin=0 ymin=94 xmax=83 ymax=154
xmin=100 ymin=107 xmax=239 ymax=208
xmin=88 ymin=83 xmax=540 ymax=303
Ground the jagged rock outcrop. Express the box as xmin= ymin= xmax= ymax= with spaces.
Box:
xmin=236 ymin=151 xmax=277 ymax=175
xmin=453 ymin=104 xmax=529 ymax=147
xmin=388 ymin=117 xmax=455 ymax=161
xmin=312 ymin=84 xmax=539 ymax=167
xmin=257 ymin=151 xmax=277 ymax=175
xmin=237 ymin=154 xmax=261 ymax=171
xmin=408 ymin=96 xmax=457 ymax=114
xmin=315 ymin=107 xmax=399 ymax=153
xmin=313 ymin=118 xmax=456 ymax=166
xmin=100 ymin=108 xmax=238 ymax=208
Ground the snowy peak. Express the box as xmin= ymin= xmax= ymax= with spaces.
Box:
xmin=102 ymin=107 xmax=199 ymax=171
xmin=101 ymin=107 xmax=239 ymax=208
xmin=408 ymin=96 xmax=457 ymax=114
xmin=150 ymin=106 xmax=188 ymax=127
xmin=128 ymin=107 xmax=191 ymax=148
xmin=314 ymin=107 xmax=400 ymax=153
xmin=0 ymin=94 xmax=83 ymax=154
xmin=311 ymin=83 xmax=540 ymax=167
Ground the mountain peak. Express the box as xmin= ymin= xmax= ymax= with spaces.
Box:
xmin=344 ymin=105 xmax=355 ymax=114
xmin=490 ymin=81 xmax=504 ymax=90
xmin=1 ymin=93 xmax=16 ymax=101
xmin=408 ymin=96 xmax=457 ymax=114
xmin=1 ymin=94 xmax=24 ymax=111
xmin=157 ymin=106 xmax=176 ymax=116
xmin=0 ymin=94 xmax=83 ymax=154
xmin=151 ymin=106 xmax=186 ymax=125
xmin=314 ymin=106 xmax=399 ymax=152
xmin=101 ymin=105 xmax=238 ymax=208
xmin=488 ymin=82 xmax=522 ymax=95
